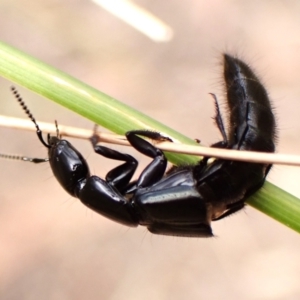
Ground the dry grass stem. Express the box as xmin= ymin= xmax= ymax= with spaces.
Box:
xmin=1 ymin=115 xmax=300 ymax=166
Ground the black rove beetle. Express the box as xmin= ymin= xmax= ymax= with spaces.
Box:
xmin=9 ymin=54 xmax=276 ymax=237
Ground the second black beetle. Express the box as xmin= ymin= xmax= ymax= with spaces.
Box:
xmin=12 ymin=54 xmax=276 ymax=237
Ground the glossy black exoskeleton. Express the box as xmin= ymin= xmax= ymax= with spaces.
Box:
xmin=10 ymin=54 xmax=276 ymax=237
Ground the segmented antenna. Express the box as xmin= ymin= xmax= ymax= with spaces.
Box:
xmin=0 ymin=153 xmax=48 ymax=163
xmin=10 ymin=87 xmax=50 ymax=148
xmin=11 ymin=87 xmax=39 ymax=132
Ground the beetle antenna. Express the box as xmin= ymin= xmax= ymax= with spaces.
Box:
xmin=11 ymin=87 xmax=50 ymax=149
xmin=0 ymin=153 xmax=49 ymax=163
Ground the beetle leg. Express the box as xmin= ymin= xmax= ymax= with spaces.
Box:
xmin=212 ymin=200 xmax=245 ymax=221
xmin=90 ymin=134 xmax=138 ymax=192
xmin=209 ymin=93 xmax=228 ymax=146
xmin=126 ymin=130 xmax=168 ymax=188
xmin=126 ymin=130 xmax=172 ymax=143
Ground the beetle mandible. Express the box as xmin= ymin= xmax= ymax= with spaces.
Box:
xmin=10 ymin=54 xmax=276 ymax=237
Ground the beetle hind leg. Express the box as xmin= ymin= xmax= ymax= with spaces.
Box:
xmin=209 ymin=93 xmax=228 ymax=147
xmin=212 ymin=200 xmax=245 ymax=221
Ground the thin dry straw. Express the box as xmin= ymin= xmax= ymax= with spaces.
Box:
xmin=1 ymin=114 xmax=300 ymax=166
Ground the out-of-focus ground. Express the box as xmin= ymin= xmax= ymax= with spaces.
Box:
xmin=1 ymin=1 xmax=300 ymax=299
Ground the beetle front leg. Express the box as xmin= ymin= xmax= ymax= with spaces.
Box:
xmin=90 ymin=134 xmax=138 ymax=193
xmin=126 ymin=130 xmax=169 ymax=188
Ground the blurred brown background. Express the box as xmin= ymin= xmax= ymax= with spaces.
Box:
xmin=1 ymin=1 xmax=300 ymax=299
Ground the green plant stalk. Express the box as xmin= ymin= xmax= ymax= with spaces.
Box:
xmin=0 ymin=41 xmax=299 ymax=233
